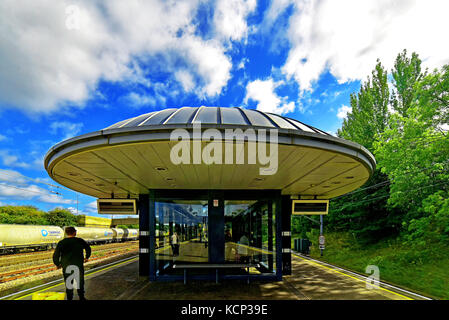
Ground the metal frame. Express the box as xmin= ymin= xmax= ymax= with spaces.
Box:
xmin=44 ymin=125 xmax=376 ymax=196
xmin=140 ymin=189 xmax=284 ymax=282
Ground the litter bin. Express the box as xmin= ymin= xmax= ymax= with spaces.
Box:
xmin=293 ymin=238 xmax=300 ymax=252
xmin=299 ymin=239 xmax=311 ymax=255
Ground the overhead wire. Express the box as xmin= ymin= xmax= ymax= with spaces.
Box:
xmin=332 ymin=159 xmax=449 ymax=201
xmin=0 ymin=182 xmax=62 ymax=196
xmin=332 ymin=180 xmax=449 ymax=210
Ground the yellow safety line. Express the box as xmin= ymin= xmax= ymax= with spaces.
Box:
xmin=230 ymin=243 xmax=413 ymax=300
xmin=16 ymin=242 xmax=411 ymax=300
xmin=14 ymin=256 xmax=138 ymax=300
xmin=292 ymin=254 xmax=413 ymax=300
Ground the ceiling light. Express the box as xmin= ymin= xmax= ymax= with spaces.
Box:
xmin=67 ymin=172 xmax=80 ymax=176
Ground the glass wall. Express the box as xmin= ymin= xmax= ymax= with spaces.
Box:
xmin=224 ymin=200 xmax=276 ymax=274
xmin=155 ymin=200 xmax=208 ymax=276
xmin=151 ymin=191 xmax=279 ymax=280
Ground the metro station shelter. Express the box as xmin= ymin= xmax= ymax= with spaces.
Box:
xmin=44 ymin=107 xmax=375 ymax=282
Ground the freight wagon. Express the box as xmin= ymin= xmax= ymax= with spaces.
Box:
xmin=0 ymin=224 xmax=64 ymax=254
xmin=0 ymin=224 xmax=139 ymax=254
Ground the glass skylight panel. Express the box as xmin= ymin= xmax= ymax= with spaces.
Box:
xmin=121 ymin=112 xmax=156 ymax=127
xmin=265 ymin=113 xmax=298 ymax=129
xmin=286 ymin=119 xmax=316 ymax=133
xmin=241 ymin=109 xmax=275 ymax=127
xmin=220 ymin=107 xmax=248 ymax=125
xmin=165 ymin=107 xmax=198 ymax=124
xmin=142 ymin=108 xmax=177 ymax=125
xmin=193 ymin=107 xmax=218 ymax=124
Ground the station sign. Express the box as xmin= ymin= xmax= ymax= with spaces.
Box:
xmin=97 ymin=199 xmax=137 ymax=215
xmin=291 ymin=200 xmax=329 ymax=215
xmin=319 ymin=235 xmax=325 ymax=245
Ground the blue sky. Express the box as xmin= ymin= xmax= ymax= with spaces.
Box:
xmin=0 ymin=0 xmax=448 ymax=216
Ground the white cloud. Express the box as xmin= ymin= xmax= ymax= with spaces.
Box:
xmin=337 ymin=105 xmax=352 ymax=120
xmin=245 ymin=79 xmax=296 ymax=115
xmin=124 ymin=92 xmax=157 ymax=108
xmin=84 ymin=200 xmax=98 ymax=214
xmin=0 ymin=134 xmax=6 ymax=142
xmin=237 ymin=58 xmax=249 ymax=70
xmin=214 ymin=0 xmax=257 ymax=42
xmin=50 ymin=121 xmax=83 ymax=140
xmin=268 ymin=0 xmax=449 ymax=93
xmin=0 ymin=150 xmax=30 ymax=168
xmin=0 ymin=1 xmax=233 ymax=114
xmin=0 ymin=182 xmax=73 ymax=204
xmin=0 ymin=169 xmax=29 ymax=185
xmin=175 ymin=70 xmax=196 ymax=93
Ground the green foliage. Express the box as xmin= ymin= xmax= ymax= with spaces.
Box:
xmin=338 ymin=60 xmax=389 ymax=151
xmin=374 ymin=53 xmax=449 ymax=244
xmin=390 ymin=49 xmax=424 ymax=116
xmin=0 ymin=205 xmax=82 ymax=227
xmin=405 ymin=191 xmax=449 ymax=246
xmin=309 ymin=232 xmax=449 ymax=299
xmin=45 ymin=208 xmax=79 ymax=228
xmin=0 ymin=205 xmax=49 ymax=225
xmin=300 ymin=49 xmax=449 ymax=252
xmin=118 ymin=224 xmax=139 ymax=229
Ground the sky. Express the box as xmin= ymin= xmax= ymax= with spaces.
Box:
xmin=0 ymin=0 xmax=448 ymax=217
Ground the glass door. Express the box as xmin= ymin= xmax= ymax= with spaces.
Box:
xmin=155 ymin=200 xmax=208 ymax=275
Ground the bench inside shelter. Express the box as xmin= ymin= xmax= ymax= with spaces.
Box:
xmin=173 ymin=263 xmax=260 ymax=284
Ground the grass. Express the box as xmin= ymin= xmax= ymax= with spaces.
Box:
xmin=292 ymin=232 xmax=449 ymax=300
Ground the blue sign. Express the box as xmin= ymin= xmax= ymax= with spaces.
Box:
xmin=41 ymin=229 xmax=48 ymax=237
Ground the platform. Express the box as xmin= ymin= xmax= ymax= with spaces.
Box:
xmin=11 ymin=253 xmax=426 ymax=300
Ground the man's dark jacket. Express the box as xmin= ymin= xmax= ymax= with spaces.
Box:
xmin=53 ymin=237 xmax=91 ymax=268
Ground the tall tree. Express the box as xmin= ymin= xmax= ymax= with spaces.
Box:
xmin=375 ymin=55 xmax=449 ymax=245
xmin=338 ymin=60 xmax=389 ymax=152
xmin=331 ymin=60 xmax=396 ymax=243
xmin=391 ymin=49 xmax=424 ymax=117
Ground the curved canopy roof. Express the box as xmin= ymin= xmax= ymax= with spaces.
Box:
xmin=103 ymin=106 xmax=331 ymax=135
xmin=45 ymin=107 xmax=375 ymax=199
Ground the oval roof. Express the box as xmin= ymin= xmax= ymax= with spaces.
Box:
xmin=44 ymin=106 xmax=375 ymax=199
xmin=103 ymin=106 xmax=329 ymax=135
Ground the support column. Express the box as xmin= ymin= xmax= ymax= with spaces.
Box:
xmin=275 ymin=193 xmax=283 ymax=281
xmin=281 ymin=196 xmax=292 ymax=276
xmin=208 ymin=191 xmax=224 ymax=264
xmin=267 ymin=200 xmax=273 ymax=272
xmin=149 ymin=190 xmax=156 ymax=281
xmin=138 ymin=194 xmax=149 ymax=277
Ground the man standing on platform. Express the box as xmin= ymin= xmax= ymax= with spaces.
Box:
xmin=171 ymin=231 xmax=180 ymax=257
xmin=53 ymin=226 xmax=91 ymax=300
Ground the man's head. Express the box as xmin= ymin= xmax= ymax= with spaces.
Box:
xmin=65 ymin=226 xmax=77 ymax=237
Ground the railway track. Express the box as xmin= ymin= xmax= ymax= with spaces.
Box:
xmin=0 ymin=242 xmax=138 ymax=288
xmin=0 ymin=241 xmax=138 ymax=268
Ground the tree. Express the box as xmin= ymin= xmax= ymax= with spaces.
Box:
xmin=374 ymin=54 xmax=449 ymax=245
xmin=338 ymin=60 xmax=389 ymax=151
xmin=45 ymin=208 xmax=79 ymax=228
xmin=391 ymin=49 xmax=424 ymax=117
xmin=331 ymin=60 xmax=397 ymax=243
xmin=0 ymin=205 xmax=48 ymax=225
